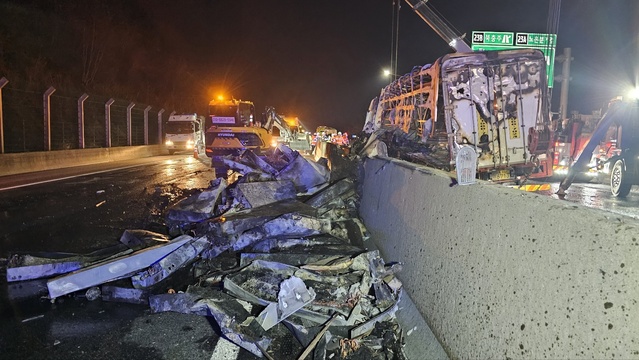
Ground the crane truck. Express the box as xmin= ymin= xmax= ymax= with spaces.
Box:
xmin=558 ymin=96 xmax=639 ymax=197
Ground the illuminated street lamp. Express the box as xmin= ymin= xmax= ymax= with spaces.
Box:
xmin=382 ymin=69 xmax=399 ymax=81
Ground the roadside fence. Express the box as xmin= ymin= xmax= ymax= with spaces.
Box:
xmin=0 ymin=77 xmax=173 ymax=154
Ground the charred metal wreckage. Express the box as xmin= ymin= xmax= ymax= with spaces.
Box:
xmin=363 ymin=49 xmax=555 ymax=183
xmin=5 ymin=143 xmax=407 ymax=359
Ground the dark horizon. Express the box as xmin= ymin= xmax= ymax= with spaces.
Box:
xmin=1 ymin=0 xmax=637 ymax=133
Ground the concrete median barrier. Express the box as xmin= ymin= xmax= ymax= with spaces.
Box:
xmin=0 ymin=145 xmax=163 ymax=176
xmin=359 ymin=156 xmax=639 ymax=359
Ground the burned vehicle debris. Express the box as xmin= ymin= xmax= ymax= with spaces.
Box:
xmin=3 ymin=145 xmax=409 ymax=359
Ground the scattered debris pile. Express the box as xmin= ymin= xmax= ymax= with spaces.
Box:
xmin=354 ymin=128 xmax=451 ymax=172
xmin=5 ymin=144 xmax=408 ymax=359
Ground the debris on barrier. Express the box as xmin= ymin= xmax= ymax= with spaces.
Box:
xmin=6 ymin=144 xmax=409 ymax=359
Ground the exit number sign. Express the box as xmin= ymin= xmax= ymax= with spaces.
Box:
xmin=472 ymin=31 xmax=514 ymax=45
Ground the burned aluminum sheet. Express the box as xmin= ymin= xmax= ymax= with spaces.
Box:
xmin=275 ymin=151 xmax=330 ymax=194
xmin=247 ymin=235 xmax=364 ymax=256
xmin=330 ymin=218 xmax=368 ymax=246
xmin=230 ymin=213 xmax=332 ymax=252
xmin=234 ymin=180 xmax=297 ymax=209
xmin=7 ymin=243 xmax=133 ymax=282
xmin=150 ymin=286 xmax=273 ymax=358
xmin=350 ymin=290 xmax=401 ymax=339
xmin=47 ymin=235 xmax=194 ymax=299
xmin=238 ymin=149 xmax=279 ymax=175
xmin=165 ymin=178 xmax=228 ymax=234
xmin=240 ymin=253 xmax=348 ymax=268
xmin=225 ymin=257 xmax=374 ymax=320
xmin=195 ymin=199 xmax=317 ymax=238
xmin=131 ymin=237 xmax=210 ymax=288
xmin=221 ymin=157 xmax=264 ymax=177
xmin=304 ymin=178 xmax=355 ymax=209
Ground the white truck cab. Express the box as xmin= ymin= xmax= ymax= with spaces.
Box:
xmin=164 ymin=114 xmax=204 ymax=155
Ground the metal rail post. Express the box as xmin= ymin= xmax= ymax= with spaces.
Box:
xmin=78 ymin=93 xmax=89 ymax=149
xmin=43 ymin=86 xmax=56 ymax=151
xmin=126 ymin=102 xmax=135 ymax=146
xmin=157 ymin=109 xmax=165 ymax=145
xmin=0 ymin=77 xmax=8 ymax=154
xmin=557 ymin=47 xmax=572 ymax=122
xmin=105 ymin=98 xmax=115 ymax=148
xmin=143 ymin=106 xmax=151 ymax=145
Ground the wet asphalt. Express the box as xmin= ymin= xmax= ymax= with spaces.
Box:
xmin=0 ymin=154 xmax=262 ymax=359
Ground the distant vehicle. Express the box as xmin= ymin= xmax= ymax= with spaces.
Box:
xmin=204 ymin=98 xmax=272 ymax=178
xmin=283 ymin=116 xmax=311 ymax=141
xmin=263 ymin=107 xmax=312 ymax=153
xmin=164 ymin=114 xmax=204 ymax=155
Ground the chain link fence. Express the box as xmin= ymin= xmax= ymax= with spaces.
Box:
xmin=0 ymin=80 xmax=168 ymax=154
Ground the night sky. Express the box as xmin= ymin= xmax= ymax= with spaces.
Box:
xmin=15 ymin=0 xmax=638 ymax=134
xmin=148 ymin=0 xmax=637 ymax=133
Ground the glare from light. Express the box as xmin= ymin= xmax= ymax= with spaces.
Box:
xmin=383 ymin=69 xmax=391 ymax=77
xmin=627 ymin=87 xmax=639 ymax=100
xmin=217 ymin=95 xmax=224 ymax=101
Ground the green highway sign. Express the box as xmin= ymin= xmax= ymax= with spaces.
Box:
xmin=471 ymin=31 xmax=557 ymax=87
xmin=471 ymin=31 xmax=514 ymax=46
xmin=515 ymin=32 xmax=556 ymax=47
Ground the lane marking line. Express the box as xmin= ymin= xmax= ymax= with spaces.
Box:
xmin=0 ymin=164 xmax=148 ymax=192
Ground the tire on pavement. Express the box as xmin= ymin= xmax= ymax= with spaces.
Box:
xmin=611 ymin=159 xmax=632 ymax=197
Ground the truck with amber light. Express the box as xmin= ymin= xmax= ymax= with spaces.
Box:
xmin=164 ymin=114 xmax=204 ymax=155
xmin=204 ymin=98 xmax=272 ymax=178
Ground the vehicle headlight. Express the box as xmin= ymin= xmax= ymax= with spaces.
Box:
xmin=165 ymin=140 xmax=174 ymax=146
xmin=187 ymin=139 xmax=194 ymax=145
